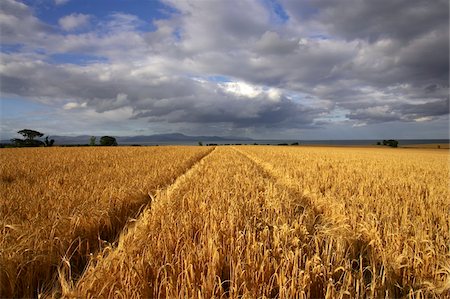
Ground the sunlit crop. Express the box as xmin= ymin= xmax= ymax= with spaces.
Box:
xmin=0 ymin=146 xmax=212 ymax=298
xmin=1 ymin=146 xmax=448 ymax=298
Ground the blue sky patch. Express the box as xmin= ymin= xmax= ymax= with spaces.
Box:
xmin=48 ymin=53 xmax=108 ymax=65
xmin=264 ymin=0 xmax=289 ymax=23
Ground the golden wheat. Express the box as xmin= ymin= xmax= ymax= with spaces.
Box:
xmin=67 ymin=146 xmax=449 ymax=298
xmin=238 ymin=146 xmax=450 ymax=298
xmin=0 ymin=146 xmax=212 ymax=298
xmin=1 ymin=145 xmax=448 ymax=298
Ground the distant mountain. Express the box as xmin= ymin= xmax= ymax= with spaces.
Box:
xmin=119 ymin=133 xmax=252 ymax=143
xmin=1 ymin=133 xmax=252 ymax=145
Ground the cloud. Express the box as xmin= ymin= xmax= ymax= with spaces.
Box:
xmin=254 ymin=31 xmax=299 ymax=55
xmin=0 ymin=52 xmax=324 ymax=130
xmin=280 ymin=0 xmax=449 ymax=43
xmin=0 ymin=0 xmax=52 ymax=45
xmin=163 ymin=0 xmax=270 ymax=53
xmin=103 ymin=13 xmax=144 ymax=32
xmin=63 ymin=102 xmax=87 ymax=110
xmin=59 ymin=13 xmax=91 ymax=31
xmin=0 ymin=0 xmax=448 ymax=138
xmin=346 ymin=98 xmax=449 ymax=124
xmin=54 ymin=0 xmax=70 ymax=6
xmin=220 ymin=81 xmax=281 ymax=101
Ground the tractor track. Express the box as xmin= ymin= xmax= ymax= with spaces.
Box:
xmin=52 ymin=146 xmax=217 ymax=298
xmin=231 ymin=146 xmax=409 ymax=298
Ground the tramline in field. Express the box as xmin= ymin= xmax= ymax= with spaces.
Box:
xmin=1 ymin=146 xmax=448 ymax=298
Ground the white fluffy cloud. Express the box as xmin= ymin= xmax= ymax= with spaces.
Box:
xmin=59 ymin=13 xmax=91 ymax=31
xmin=63 ymin=102 xmax=87 ymax=110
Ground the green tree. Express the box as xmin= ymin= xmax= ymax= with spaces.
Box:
xmin=44 ymin=136 xmax=55 ymax=147
xmin=18 ymin=129 xmax=43 ymax=140
xmin=382 ymin=139 xmax=398 ymax=147
xmin=388 ymin=140 xmax=399 ymax=148
xmin=89 ymin=136 xmax=96 ymax=146
xmin=11 ymin=129 xmax=45 ymax=147
xmin=100 ymin=136 xmax=118 ymax=146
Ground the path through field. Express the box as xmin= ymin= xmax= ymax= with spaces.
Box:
xmin=69 ymin=146 xmax=449 ymax=298
xmin=0 ymin=146 xmax=213 ymax=298
xmin=1 ymin=146 xmax=448 ymax=298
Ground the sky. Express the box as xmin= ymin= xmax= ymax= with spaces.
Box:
xmin=0 ymin=0 xmax=449 ymax=140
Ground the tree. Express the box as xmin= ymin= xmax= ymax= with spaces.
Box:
xmin=44 ymin=136 xmax=55 ymax=147
xmin=100 ymin=136 xmax=118 ymax=146
xmin=382 ymin=139 xmax=399 ymax=147
xmin=11 ymin=129 xmax=45 ymax=147
xmin=388 ymin=140 xmax=399 ymax=148
xmin=89 ymin=136 xmax=96 ymax=146
xmin=18 ymin=129 xmax=44 ymax=140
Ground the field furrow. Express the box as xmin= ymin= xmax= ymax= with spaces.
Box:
xmin=237 ymin=146 xmax=450 ymax=297
xmin=0 ymin=146 xmax=213 ymax=298
xmin=69 ymin=147 xmax=336 ymax=298
xmin=2 ymin=145 xmax=448 ymax=298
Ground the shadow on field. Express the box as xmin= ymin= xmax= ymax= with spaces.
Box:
xmin=231 ymin=147 xmax=412 ymax=298
xmin=1 ymin=193 xmax=152 ymax=298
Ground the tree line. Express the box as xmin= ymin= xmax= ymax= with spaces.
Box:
xmin=377 ymin=140 xmax=399 ymax=147
xmin=9 ymin=129 xmax=118 ymax=147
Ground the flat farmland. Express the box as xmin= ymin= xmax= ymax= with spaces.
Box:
xmin=0 ymin=146 xmax=213 ymax=298
xmin=1 ymin=146 xmax=448 ymax=298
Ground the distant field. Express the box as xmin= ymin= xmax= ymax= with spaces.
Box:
xmin=401 ymin=143 xmax=449 ymax=149
xmin=1 ymin=146 xmax=448 ymax=298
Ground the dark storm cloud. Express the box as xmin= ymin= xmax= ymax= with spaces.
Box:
xmin=279 ymin=0 xmax=448 ymax=101
xmin=281 ymin=0 xmax=449 ymax=42
xmin=0 ymin=52 xmax=322 ymax=129
xmin=0 ymin=0 xmax=448 ymax=137
xmin=335 ymin=29 xmax=449 ymax=88
xmin=346 ymin=98 xmax=449 ymax=124
xmin=133 ymin=93 xmax=321 ymax=128
xmin=399 ymin=98 xmax=449 ymax=118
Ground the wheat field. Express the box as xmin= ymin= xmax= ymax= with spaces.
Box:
xmin=1 ymin=146 xmax=448 ymax=298
xmin=0 ymin=146 xmax=213 ymax=298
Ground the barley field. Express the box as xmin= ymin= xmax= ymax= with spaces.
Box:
xmin=1 ymin=146 xmax=448 ymax=298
